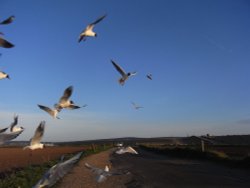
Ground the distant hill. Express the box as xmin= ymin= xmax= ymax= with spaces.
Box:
xmin=5 ymin=134 xmax=250 ymax=147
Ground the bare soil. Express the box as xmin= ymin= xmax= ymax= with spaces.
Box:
xmin=0 ymin=146 xmax=85 ymax=173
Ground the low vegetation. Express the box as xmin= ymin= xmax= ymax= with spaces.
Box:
xmin=0 ymin=144 xmax=113 ymax=188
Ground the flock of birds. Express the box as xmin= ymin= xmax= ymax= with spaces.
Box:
xmin=0 ymin=14 xmax=141 ymax=187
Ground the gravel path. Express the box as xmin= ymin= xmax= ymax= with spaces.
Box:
xmin=56 ymin=149 xmax=130 ymax=188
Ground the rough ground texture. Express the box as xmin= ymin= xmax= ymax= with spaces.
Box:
xmin=57 ymin=147 xmax=250 ymax=188
xmin=56 ymin=148 xmax=130 ymax=188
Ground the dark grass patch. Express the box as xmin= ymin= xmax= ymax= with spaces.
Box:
xmin=139 ymin=145 xmax=250 ymax=169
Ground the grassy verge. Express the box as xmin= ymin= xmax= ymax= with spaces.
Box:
xmin=139 ymin=145 xmax=250 ymax=168
xmin=0 ymin=145 xmax=113 ymax=188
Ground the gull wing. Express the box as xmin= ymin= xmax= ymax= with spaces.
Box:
xmin=38 ymin=105 xmax=55 ymax=117
xmin=111 ymin=60 xmax=126 ymax=77
xmin=10 ymin=115 xmax=18 ymax=132
xmin=0 ymin=130 xmax=23 ymax=145
xmin=33 ymin=152 xmax=82 ymax=188
xmin=59 ymin=86 xmax=73 ymax=103
xmin=126 ymin=146 xmax=138 ymax=154
xmin=0 ymin=127 xmax=8 ymax=133
xmin=90 ymin=14 xmax=107 ymax=25
xmin=0 ymin=15 xmax=15 ymax=25
xmin=85 ymin=163 xmax=104 ymax=175
xmin=30 ymin=121 xmax=45 ymax=146
xmin=0 ymin=37 xmax=14 ymax=48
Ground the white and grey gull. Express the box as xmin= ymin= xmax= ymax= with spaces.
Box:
xmin=111 ymin=59 xmax=137 ymax=86
xmin=23 ymin=121 xmax=45 ymax=150
xmin=78 ymin=14 xmax=107 ymax=42
xmin=33 ymin=152 xmax=83 ymax=188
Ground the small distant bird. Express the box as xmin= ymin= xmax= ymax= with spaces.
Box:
xmin=115 ymin=146 xmax=138 ymax=155
xmin=0 ymin=130 xmax=23 ymax=145
xmin=111 ymin=60 xmax=137 ymax=86
xmin=10 ymin=114 xmax=24 ymax=132
xmin=0 ymin=15 xmax=15 ymax=25
xmin=23 ymin=121 xmax=45 ymax=150
xmin=33 ymin=152 xmax=83 ymax=188
xmin=78 ymin=14 xmax=107 ymax=42
xmin=146 ymin=74 xmax=152 ymax=80
xmin=131 ymin=102 xmax=143 ymax=110
xmin=0 ymin=71 xmax=10 ymax=80
xmin=54 ymin=86 xmax=82 ymax=111
xmin=85 ymin=163 xmax=125 ymax=183
xmin=0 ymin=37 xmax=14 ymax=48
xmin=38 ymin=104 xmax=60 ymax=119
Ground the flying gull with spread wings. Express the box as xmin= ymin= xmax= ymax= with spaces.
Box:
xmin=78 ymin=14 xmax=106 ymax=42
xmin=54 ymin=86 xmax=84 ymax=111
xmin=85 ymin=163 xmax=126 ymax=183
xmin=10 ymin=114 xmax=24 ymax=132
xmin=115 ymin=146 xmax=138 ymax=155
xmin=33 ymin=152 xmax=83 ymax=188
xmin=131 ymin=102 xmax=143 ymax=110
xmin=111 ymin=60 xmax=137 ymax=86
xmin=23 ymin=121 xmax=45 ymax=150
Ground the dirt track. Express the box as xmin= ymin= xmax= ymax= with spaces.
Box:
xmin=57 ymin=147 xmax=250 ymax=188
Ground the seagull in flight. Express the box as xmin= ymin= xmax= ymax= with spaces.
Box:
xmin=38 ymin=104 xmax=60 ymax=119
xmin=85 ymin=163 xmax=125 ymax=183
xmin=131 ymin=102 xmax=143 ymax=110
xmin=0 ymin=71 xmax=10 ymax=80
xmin=54 ymin=86 xmax=83 ymax=111
xmin=115 ymin=146 xmax=138 ymax=155
xmin=111 ymin=60 xmax=137 ymax=86
xmin=10 ymin=114 xmax=24 ymax=132
xmin=23 ymin=121 xmax=45 ymax=150
xmin=146 ymin=74 xmax=152 ymax=80
xmin=78 ymin=14 xmax=107 ymax=43
xmin=0 ymin=15 xmax=15 ymax=25
xmin=33 ymin=152 xmax=83 ymax=188
xmin=0 ymin=130 xmax=23 ymax=145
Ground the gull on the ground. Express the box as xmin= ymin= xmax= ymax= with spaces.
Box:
xmin=54 ymin=86 xmax=83 ymax=111
xmin=0 ymin=130 xmax=23 ymax=145
xmin=85 ymin=163 xmax=125 ymax=183
xmin=78 ymin=14 xmax=107 ymax=42
xmin=131 ymin=102 xmax=143 ymax=110
xmin=0 ymin=36 xmax=14 ymax=48
xmin=115 ymin=146 xmax=138 ymax=155
xmin=38 ymin=104 xmax=60 ymax=119
xmin=0 ymin=71 xmax=10 ymax=79
xmin=0 ymin=15 xmax=15 ymax=25
xmin=146 ymin=74 xmax=152 ymax=80
xmin=10 ymin=114 xmax=24 ymax=132
xmin=111 ymin=59 xmax=137 ymax=86
xmin=33 ymin=152 xmax=83 ymax=188
xmin=23 ymin=121 xmax=45 ymax=150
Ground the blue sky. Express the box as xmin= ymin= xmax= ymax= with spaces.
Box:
xmin=0 ymin=0 xmax=249 ymax=141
